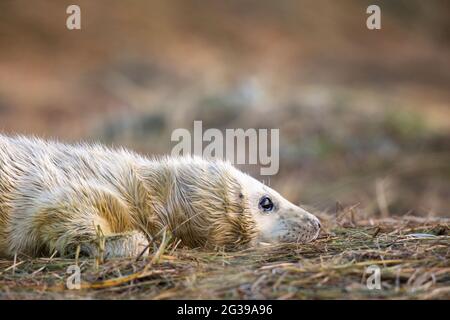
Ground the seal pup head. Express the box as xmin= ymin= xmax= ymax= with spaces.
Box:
xmin=233 ymin=170 xmax=321 ymax=244
xmin=143 ymin=157 xmax=321 ymax=249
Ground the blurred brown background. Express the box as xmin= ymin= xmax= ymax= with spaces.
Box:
xmin=0 ymin=0 xmax=449 ymax=217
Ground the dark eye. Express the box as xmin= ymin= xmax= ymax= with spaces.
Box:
xmin=259 ymin=196 xmax=274 ymax=212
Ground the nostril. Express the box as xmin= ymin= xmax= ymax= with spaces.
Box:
xmin=312 ymin=219 xmax=321 ymax=230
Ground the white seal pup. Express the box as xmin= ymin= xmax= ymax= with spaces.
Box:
xmin=0 ymin=135 xmax=321 ymax=258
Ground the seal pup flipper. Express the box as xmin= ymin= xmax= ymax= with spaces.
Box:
xmin=77 ymin=231 xmax=149 ymax=259
xmin=7 ymin=184 xmax=148 ymax=258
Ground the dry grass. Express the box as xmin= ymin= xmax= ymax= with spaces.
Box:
xmin=0 ymin=215 xmax=448 ymax=300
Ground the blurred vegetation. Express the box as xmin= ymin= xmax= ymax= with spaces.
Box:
xmin=0 ymin=0 xmax=449 ymax=217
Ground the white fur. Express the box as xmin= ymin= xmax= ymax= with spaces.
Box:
xmin=0 ymin=135 xmax=320 ymax=258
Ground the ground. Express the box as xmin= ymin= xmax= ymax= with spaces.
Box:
xmin=0 ymin=215 xmax=448 ymax=299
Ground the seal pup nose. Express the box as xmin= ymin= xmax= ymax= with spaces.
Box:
xmin=310 ymin=216 xmax=321 ymax=232
xmin=314 ymin=218 xmax=321 ymax=230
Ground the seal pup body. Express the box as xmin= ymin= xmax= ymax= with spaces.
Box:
xmin=0 ymin=135 xmax=320 ymax=258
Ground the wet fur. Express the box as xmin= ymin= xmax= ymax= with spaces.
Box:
xmin=0 ymin=135 xmax=258 ymax=258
